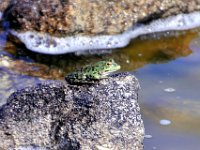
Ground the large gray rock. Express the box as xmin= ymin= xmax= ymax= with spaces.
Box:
xmin=0 ymin=72 xmax=144 ymax=150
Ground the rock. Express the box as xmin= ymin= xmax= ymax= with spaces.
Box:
xmin=3 ymin=0 xmax=200 ymax=35
xmin=1 ymin=0 xmax=200 ymax=54
xmin=0 ymin=0 xmax=11 ymax=20
xmin=0 ymin=72 xmax=144 ymax=150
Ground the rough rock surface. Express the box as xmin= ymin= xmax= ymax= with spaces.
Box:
xmin=0 ymin=72 xmax=144 ymax=150
xmin=2 ymin=0 xmax=200 ymax=36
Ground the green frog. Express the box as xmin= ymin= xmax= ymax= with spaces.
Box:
xmin=65 ymin=59 xmax=121 ymax=84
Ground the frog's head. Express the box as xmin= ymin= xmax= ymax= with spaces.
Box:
xmin=92 ymin=59 xmax=121 ymax=79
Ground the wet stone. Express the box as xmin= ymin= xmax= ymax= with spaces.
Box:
xmin=2 ymin=0 xmax=200 ymax=35
xmin=1 ymin=0 xmax=200 ymax=54
xmin=0 ymin=72 xmax=144 ymax=150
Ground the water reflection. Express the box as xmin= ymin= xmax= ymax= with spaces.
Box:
xmin=0 ymin=29 xmax=198 ymax=79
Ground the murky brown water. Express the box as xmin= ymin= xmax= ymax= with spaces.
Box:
xmin=0 ymin=27 xmax=200 ymax=149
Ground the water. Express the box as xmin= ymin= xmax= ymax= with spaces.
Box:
xmin=135 ymin=32 xmax=200 ymax=150
xmin=1 ymin=26 xmax=200 ymax=149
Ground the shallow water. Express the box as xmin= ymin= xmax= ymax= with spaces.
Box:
xmin=0 ymin=27 xmax=200 ymax=149
xmin=137 ymin=34 xmax=200 ymax=149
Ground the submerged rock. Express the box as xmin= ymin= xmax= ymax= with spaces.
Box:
xmin=1 ymin=0 xmax=200 ymax=54
xmin=0 ymin=72 xmax=144 ymax=150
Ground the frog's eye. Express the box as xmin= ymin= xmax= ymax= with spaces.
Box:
xmin=106 ymin=62 xmax=112 ymax=66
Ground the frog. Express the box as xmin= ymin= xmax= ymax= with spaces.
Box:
xmin=65 ymin=59 xmax=121 ymax=84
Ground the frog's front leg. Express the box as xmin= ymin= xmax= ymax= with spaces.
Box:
xmin=91 ymin=73 xmax=101 ymax=80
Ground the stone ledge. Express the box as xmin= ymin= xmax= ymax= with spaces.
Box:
xmin=0 ymin=72 xmax=144 ymax=150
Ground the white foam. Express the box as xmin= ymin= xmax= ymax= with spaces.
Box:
xmin=10 ymin=11 xmax=200 ymax=54
xmin=164 ymin=88 xmax=176 ymax=92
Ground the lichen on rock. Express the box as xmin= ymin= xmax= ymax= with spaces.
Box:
xmin=0 ymin=72 xmax=144 ymax=150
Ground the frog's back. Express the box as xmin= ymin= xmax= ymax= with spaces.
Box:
xmin=65 ymin=65 xmax=94 ymax=84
